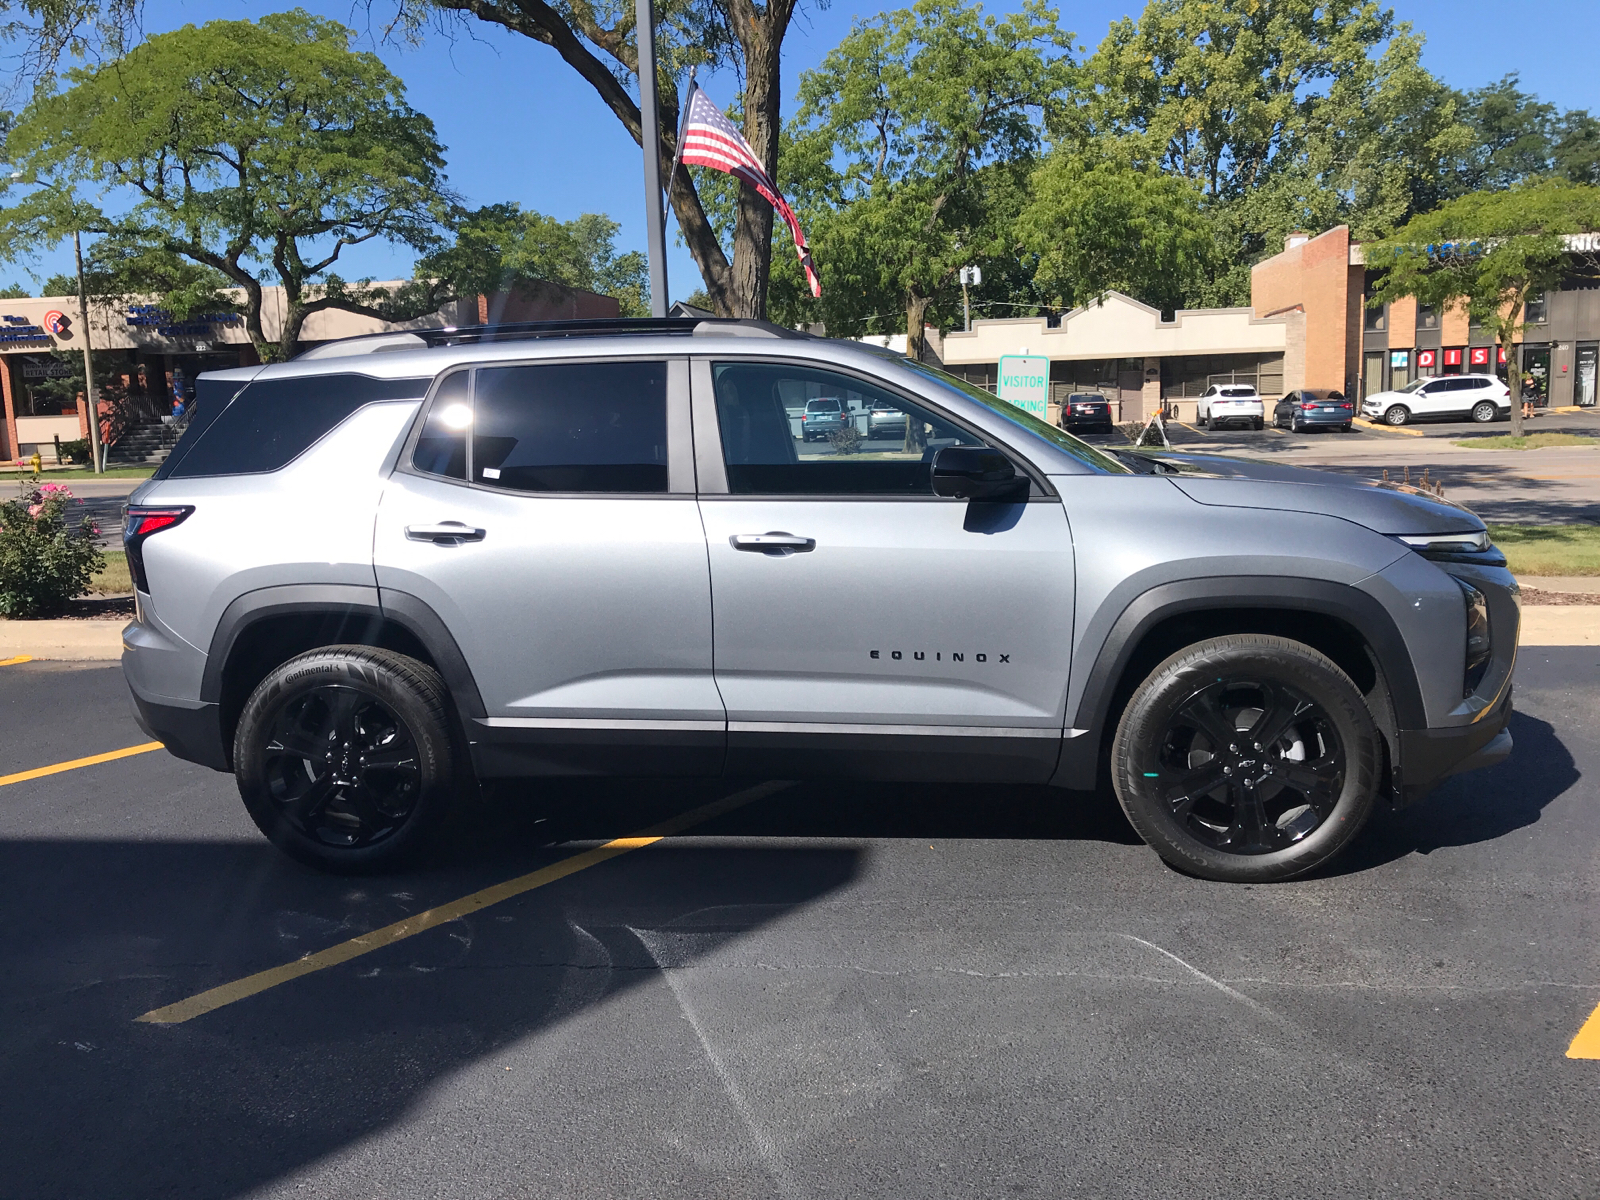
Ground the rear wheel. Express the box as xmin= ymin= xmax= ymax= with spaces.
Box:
xmin=1471 ymin=400 xmax=1497 ymax=423
xmin=234 ymin=646 xmax=458 ymax=873
xmin=1253 ymin=418 xmax=1264 ymax=431
xmin=1384 ymin=404 xmax=1411 ymax=426
xmin=1111 ymin=634 xmax=1380 ymax=883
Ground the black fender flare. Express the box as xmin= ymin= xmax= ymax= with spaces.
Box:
xmin=202 ymin=583 xmax=486 ymax=722
xmin=1052 ymin=576 xmax=1424 ymax=788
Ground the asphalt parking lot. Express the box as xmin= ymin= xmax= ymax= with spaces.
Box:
xmin=3 ymin=654 xmax=1598 ymax=1199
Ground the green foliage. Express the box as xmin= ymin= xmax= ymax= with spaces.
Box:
xmin=0 ymin=9 xmax=450 ymax=360
xmin=0 ymin=280 xmax=28 ymax=297
xmin=780 ymin=0 xmax=1075 ymax=350
xmin=0 ymin=480 xmax=104 ymax=617
xmin=55 ymin=437 xmax=89 ymax=463
xmin=414 ymin=204 xmax=650 ymax=317
xmin=1017 ymin=147 xmax=1215 ymax=312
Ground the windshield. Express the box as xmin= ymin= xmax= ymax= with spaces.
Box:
xmin=1220 ymin=388 xmax=1256 ymax=397
xmin=1397 ymin=379 xmax=1429 ymax=394
xmin=896 ymin=360 xmax=1130 ymax=474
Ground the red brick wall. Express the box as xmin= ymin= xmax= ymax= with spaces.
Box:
xmin=476 ymin=284 xmax=622 ymax=325
xmin=1251 ymin=227 xmax=1354 ymax=393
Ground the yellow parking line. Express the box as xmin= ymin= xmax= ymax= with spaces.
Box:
xmin=0 ymin=654 xmax=32 ymax=667
xmin=135 ymin=779 xmax=793 ymax=1026
xmin=1570 ymin=1000 xmax=1600 ymax=1059
xmin=0 ymin=741 xmax=162 ymax=788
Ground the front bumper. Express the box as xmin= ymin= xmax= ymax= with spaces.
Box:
xmin=1395 ymin=683 xmax=1513 ymax=805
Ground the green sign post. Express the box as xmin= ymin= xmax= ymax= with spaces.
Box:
xmin=997 ymin=354 xmax=1050 ymax=422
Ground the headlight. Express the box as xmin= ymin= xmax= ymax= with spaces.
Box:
xmin=1458 ymin=579 xmax=1492 ymax=695
xmin=1395 ymin=530 xmax=1505 ymax=567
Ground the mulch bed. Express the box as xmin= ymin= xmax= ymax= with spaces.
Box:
xmin=1519 ymin=587 xmax=1600 ymax=606
xmin=42 ymin=595 xmax=136 ymax=620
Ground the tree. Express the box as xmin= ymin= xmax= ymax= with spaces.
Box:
xmin=783 ymin=0 xmax=1074 ymax=369
xmin=1016 ymin=147 xmax=1215 ymax=313
xmin=387 ymin=203 xmax=651 ymax=318
xmin=0 ymin=11 xmax=450 ymax=361
xmin=1367 ymin=181 xmax=1600 ymax=436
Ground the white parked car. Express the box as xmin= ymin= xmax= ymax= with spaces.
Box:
xmin=1198 ymin=384 xmax=1264 ymax=430
xmin=1362 ymin=374 xmax=1509 ymax=426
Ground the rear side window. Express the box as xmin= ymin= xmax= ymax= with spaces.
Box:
xmin=167 ymin=373 xmax=429 ymax=478
xmin=412 ymin=372 xmax=470 ymax=480
xmin=472 ymin=360 xmax=667 ymax=493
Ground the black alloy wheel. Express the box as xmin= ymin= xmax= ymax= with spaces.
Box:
xmin=1143 ymin=677 xmax=1344 ymax=855
xmin=234 ymin=646 xmax=458 ymax=872
xmin=262 ymin=686 xmax=420 ymax=849
xmin=1112 ymin=634 xmax=1380 ymax=883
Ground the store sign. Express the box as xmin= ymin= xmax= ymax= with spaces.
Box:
xmin=0 ymin=313 xmax=52 ymax=345
xmin=1443 ymin=348 xmax=1462 ymax=367
xmin=997 ymin=354 xmax=1050 ymax=421
xmin=125 ymin=304 xmax=244 ymax=338
xmin=42 ymin=309 xmax=67 ymax=335
xmin=1498 ymin=346 xmax=1508 ymax=365
xmin=19 ymin=357 xmax=74 ymax=379
xmin=1417 ymin=349 xmax=1437 ymax=369
xmin=1390 ymin=350 xmax=1409 ymax=367
xmin=1469 ymin=346 xmax=1491 ymax=367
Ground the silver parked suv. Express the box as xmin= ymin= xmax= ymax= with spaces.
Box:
xmin=122 ymin=318 xmax=1516 ymax=882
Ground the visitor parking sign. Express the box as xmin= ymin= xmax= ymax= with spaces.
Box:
xmin=997 ymin=355 xmax=1050 ymax=421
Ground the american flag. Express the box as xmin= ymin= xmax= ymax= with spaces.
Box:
xmin=678 ymin=85 xmax=821 ymax=298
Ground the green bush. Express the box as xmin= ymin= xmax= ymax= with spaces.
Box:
xmin=56 ymin=438 xmax=91 ymax=464
xmin=0 ymin=482 xmax=105 ymax=617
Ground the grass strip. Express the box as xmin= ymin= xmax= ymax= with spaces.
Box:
xmin=1488 ymin=524 xmax=1600 ymax=577
xmin=1454 ymin=432 xmax=1600 ymax=450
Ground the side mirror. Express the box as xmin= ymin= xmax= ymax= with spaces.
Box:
xmin=931 ymin=446 xmax=1028 ymax=502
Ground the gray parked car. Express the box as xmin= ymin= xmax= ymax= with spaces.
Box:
xmin=123 ymin=318 xmax=1515 ymax=883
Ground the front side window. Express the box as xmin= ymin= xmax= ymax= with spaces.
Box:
xmin=713 ymin=361 xmax=987 ymax=495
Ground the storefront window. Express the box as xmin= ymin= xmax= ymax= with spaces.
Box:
xmin=11 ymin=354 xmax=82 ymax=416
xmin=1525 ymin=293 xmax=1548 ymax=324
xmin=1521 ymin=345 xmax=1551 ymax=406
xmin=1575 ymin=344 xmax=1597 ymax=408
xmin=1389 ymin=349 xmax=1411 ymax=390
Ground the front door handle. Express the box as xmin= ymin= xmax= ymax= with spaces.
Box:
xmin=406 ymin=521 xmax=486 ymax=545
xmin=731 ymin=531 xmax=815 ymax=555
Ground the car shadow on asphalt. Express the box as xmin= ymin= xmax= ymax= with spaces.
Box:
xmin=1317 ymin=709 xmax=1576 ymax=877
xmin=0 ymin=813 xmax=866 ymax=1200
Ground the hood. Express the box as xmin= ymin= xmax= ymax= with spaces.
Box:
xmin=1142 ymin=451 xmax=1485 ymax=537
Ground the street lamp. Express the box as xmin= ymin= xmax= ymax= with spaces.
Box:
xmin=9 ymin=170 xmax=102 ymax=474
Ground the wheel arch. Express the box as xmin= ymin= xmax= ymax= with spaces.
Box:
xmin=203 ymin=584 xmax=485 ymax=768
xmin=1053 ymin=577 xmax=1421 ymax=790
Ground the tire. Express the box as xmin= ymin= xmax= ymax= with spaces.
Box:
xmin=233 ymin=645 xmax=459 ymax=873
xmin=1291 ymin=417 xmax=1302 ymax=433
xmin=1471 ymin=400 xmax=1497 ymax=423
xmin=1110 ymin=634 xmax=1381 ymax=884
xmin=1253 ymin=418 xmax=1264 ymax=431
xmin=1341 ymin=423 xmax=1352 ymax=432
xmin=1384 ymin=404 xmax=1410 ymax=426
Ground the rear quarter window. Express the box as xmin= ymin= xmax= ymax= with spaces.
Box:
xmin=165 ymin=373 xmax=430 ymax=478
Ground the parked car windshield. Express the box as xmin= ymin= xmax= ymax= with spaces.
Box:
xmin=1397 ymin=378 xmax=1430 ymax=394
xmin=895 ymin=360 xmax=1130 ymax=474
xmin=1220 ymin=387 xmax=1257 ymax=397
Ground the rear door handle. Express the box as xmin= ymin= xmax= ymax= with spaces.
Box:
xmin=406 ymin=521 xmax=486 ymax=544
xmin=731 ymin=532 xmax=815 ymax=554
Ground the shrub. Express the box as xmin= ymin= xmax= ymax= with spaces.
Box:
xmin=826 ymin=423 xmax=863 ymax=454
xmin=56 ymin=438 xmax=91 ymax=464
xmin=0 ymin=482 xmax=105 ymax=617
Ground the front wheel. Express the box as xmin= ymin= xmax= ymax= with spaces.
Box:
xmin=1110 ymin=634 xmax=1381 ymax=883
xmin=233 ymin=646 xmax=459 ymax=873
xmin=1384 ymin=404 xmax=1411 ymax=426
xmin=1471 ymin=400 xmax=1498 ymax=423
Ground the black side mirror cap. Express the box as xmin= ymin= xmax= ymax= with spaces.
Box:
xmin=931 ymin=446 xmax=1028 ymax=502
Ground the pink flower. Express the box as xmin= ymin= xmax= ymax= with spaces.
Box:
xmin=27 ymin=504 xmax=42 ymax=517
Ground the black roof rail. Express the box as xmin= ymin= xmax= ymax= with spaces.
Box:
xmin=292 ymin=316 xmax=812 ymax=360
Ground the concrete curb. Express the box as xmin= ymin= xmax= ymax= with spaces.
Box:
xmin=0 ymin=620 xmax=126 ymax=660
xmin=1518 ymin=607 xmax=1600 ymax=646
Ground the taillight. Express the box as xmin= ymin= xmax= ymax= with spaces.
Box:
xmin=124 ymin=505 xmax=194 ymax=594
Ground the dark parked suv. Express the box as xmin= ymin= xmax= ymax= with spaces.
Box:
xmin=122 ymin=318 xmax=1515 ymax=883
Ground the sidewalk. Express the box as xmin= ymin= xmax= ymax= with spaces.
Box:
xmin=0 ymin=620 xmax=126 ymax=661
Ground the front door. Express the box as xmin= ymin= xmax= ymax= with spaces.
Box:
xmin=693 ymin=358 xmax=1075 ymax=782
xmin=374 ymin=357 xmax=722 ymax=776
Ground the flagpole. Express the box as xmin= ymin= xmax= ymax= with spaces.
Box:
xmin=635 ymin=0 xmax=669 ymax=317
xmin=664 ymin=67 xmax=697 ymax=230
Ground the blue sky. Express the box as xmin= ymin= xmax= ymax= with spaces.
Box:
xmin=15 ymin=0 xmax=1600 ymax=302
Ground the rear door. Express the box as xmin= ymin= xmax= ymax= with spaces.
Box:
xmin=373 ymin=356 xmax=722 ymax=776
xmin=693 ymin=357 xmax=1074 ymax=782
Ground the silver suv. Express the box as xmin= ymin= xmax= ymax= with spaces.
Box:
xmin=122 ymin=318 xmax=1516 ymax=882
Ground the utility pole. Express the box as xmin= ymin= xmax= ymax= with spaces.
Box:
xmin=635 ymin=0 xmax=669 ymax=317
xmin=959 ymin=265 xmax=981 ymax=332
xmin=73 ymin=230 xmax=103 ymax=474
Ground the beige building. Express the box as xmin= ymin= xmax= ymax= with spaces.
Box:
xmin=938 ymin=292 xmax=1304 ymax=423
xmin=0 ymin=281 xmax=618 ymax=463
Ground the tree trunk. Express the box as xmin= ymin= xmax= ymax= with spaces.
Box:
xmin=725 ymin=0 xmax=794 ymax=321
xmin=903 ymin=291 xmax=931 ymax=453
xmin=1505 ymin=333 xmax=1523 ymax=437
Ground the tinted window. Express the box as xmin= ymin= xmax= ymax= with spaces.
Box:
xmin=472 ymin=360 xmax=667 ymax=493
xmin=150 ymin=375 xmax=248 ymax=480
xmin=412 ymin=371 xmax=469 ymax=480
xmin=168 ymin=373 xmax=429 ymax=478
xmin=715 ymin=362 xmax=988 ymax=495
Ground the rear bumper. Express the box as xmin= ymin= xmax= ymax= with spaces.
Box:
xmin=127 ymin=677 xmax=229 ymax=772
